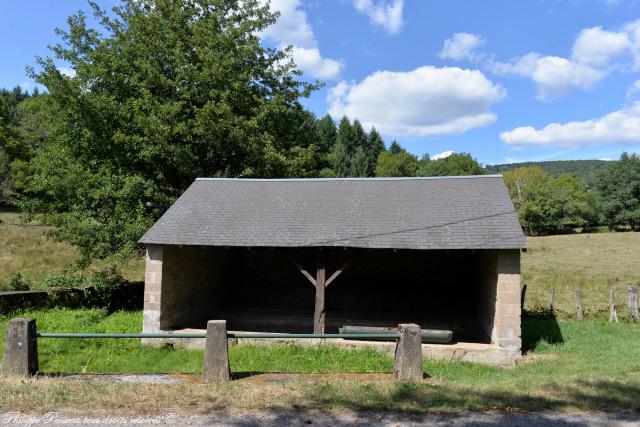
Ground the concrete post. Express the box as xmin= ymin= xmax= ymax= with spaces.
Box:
xmin=1 ymin=318 xmax=38 ymax=377
xmin=393 ymin=323 xmax=422 ymax=382
xmin=203 ymin=320 xmax=230 ymax=382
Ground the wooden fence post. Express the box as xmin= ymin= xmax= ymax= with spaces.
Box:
xmin=609 ymin=289 xmax=618 ymax=323
xmin=1 ymin=318 xmax=38 ymax=377
xmin=203 ymin=320 xmax=230 ymax=382
xmin=549 ymin=288 xmax=555 ymax=313
xmin=574 ymin=289 xmax=584 ymax=320
xmin=393 ymin=324 xmax=423 ymax=382
xmin=628 ymin=287 xmax=639 ymax=322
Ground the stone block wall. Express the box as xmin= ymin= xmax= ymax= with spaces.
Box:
xmin=476 ymin=249 xmax=521 ymax=352
xmin=142 ymin=245 xmax=163 ymax=332
xmin=143 ymin=244 xmax=228 ymax=332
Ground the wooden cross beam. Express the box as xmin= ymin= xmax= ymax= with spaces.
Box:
xmin=292 ymin=252 xmax=352 ymax=334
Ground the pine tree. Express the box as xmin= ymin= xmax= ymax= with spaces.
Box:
xmin=336 ymin=116 xmax=354 ymax=154
xmin=317 ymin=114 xmax=337 ymax=156
xmin=350 ymin=146 xmax=370 ymax=177
xmin=366 ymin=127 xmax=385 ymax=176
xmin=389 ymin=140 xmax=403 ymax=154
xmin=331 ymin=141 xmax=351 ymax=177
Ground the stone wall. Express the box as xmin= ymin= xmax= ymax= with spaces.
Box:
xmin=0 ymin=283 xmax=143 ymax=315
xmin=143 ymin=245 xmax=228 ymax=332
xmin=476 ymin=249 xmax=521 ymax=353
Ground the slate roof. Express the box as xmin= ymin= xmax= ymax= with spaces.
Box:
xmin=139 ymin=176 xmax=526 ymax=250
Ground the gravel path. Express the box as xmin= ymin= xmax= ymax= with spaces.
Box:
xmin=15 ymin=410 xmax=638 ymax=426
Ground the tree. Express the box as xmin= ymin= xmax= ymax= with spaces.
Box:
xmin=596 ymin=152 xmax=640 ymax=230
xmin=389 ymin=140 xmax=402 ymax=155
xmin=333 ymin=117 xmax=354 ymax=177
xmin=350 ymin=146 xmax=369 ymax=177
xmin=316 ymin=114 xmax=336 ymax=162
xmin=365 ymin=127 xmax=385 ymax=176
xmin=375 ymin=150 xmax=418 ymax=177
xmin=18 ymin=0 xmax=319 ymax=260
xmin=503 ymin=166 xmax=591 ymax=235
xmin=418 ymin=152 xmax=484 ymax=176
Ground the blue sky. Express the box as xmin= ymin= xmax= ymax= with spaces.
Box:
xmin=3 ymin=0 xmax=640 ymax=165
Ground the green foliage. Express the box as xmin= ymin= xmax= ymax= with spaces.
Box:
xmin=486 ymin=159 xmax=612 ymax=186
xmin=375 ymin=149 xmax=418 ymax=177
xmin=595 ymin=152 xmax=640 ymax=230
xmin=418 ymin=152 xmax=484 ymax=176
xmin=17 ymin=0 xmax=320 ymax=260
xmin=503 ymin=166 xmax=593 ymax=234
xmin=2 ymin=272 xmax=31 ymax=291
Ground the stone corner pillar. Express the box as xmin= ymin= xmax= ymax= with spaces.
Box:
xmin=1 ymin=318 xmax=38 ymax=377
xmin=143 ymin=245 xmax=163 ymax=334
xmin=203 ymin=320 xmax=230 ymax=382
xmin=393 ymin=323 xmax=423 ymax=382
xmin=494 ymin=250 xmax=522 ymax=351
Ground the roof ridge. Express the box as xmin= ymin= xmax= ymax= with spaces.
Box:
xmin=195 ymin=175 xmax=502 ymax=182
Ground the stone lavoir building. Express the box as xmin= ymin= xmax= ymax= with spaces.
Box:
xmin=139 ymin=176 xmax=526 ymax=365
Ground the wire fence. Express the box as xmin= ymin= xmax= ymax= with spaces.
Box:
xmin=522 ymin=283 xmax=640 ymax=322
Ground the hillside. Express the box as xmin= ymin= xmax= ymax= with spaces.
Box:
xmin=485 ymin=159 xmax=612 ymax=185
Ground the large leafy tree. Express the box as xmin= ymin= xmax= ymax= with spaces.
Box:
xmin=596 ymin=152 xmax=640 ymax=230
xmin=17 ymin=0 xmax=319 ymax=259
xmin=418 ymin=152 xmax=484 ymax=176
xmin=375 ymin=144 xmax=418 ymax=177
xmin=503 ymin=166 xmax=591 ymax=235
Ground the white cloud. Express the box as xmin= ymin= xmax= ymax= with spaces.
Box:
xmin=58 ymin=67 xmax=76 ymax=78
xmin=623 ymin=20 xmax=640 ymax=71
xmin=260 ymin=0 xmax=343 ymax=79
xmin=328 ymin=66 xmax=505 ymax=137
xmin=456 ymin=20 xmax=640 ymax=101
xmin=431 ymin=150 xmax=454 ymax=160
xmin=290 ymin=46 xmax=344 ymax=79
xmin=352 ymin=0 xmax=404 ymax=35
xmin=572 ymin=26 xmax=630 ymax=66
xmin=500 ymin=102 xmax=640 ymax=148
xmin=439 ymin=33 xmax=485 ymax=62
xmin=627 ymin=79 xmax=640 ymax=100
xmin=491 ymin=53 xmax=605 ymax=100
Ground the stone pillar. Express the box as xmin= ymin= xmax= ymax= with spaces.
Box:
xmin=393 ymin=323 xmax=423 ymax=382
xmin=1 ymin=318 xmax=38 ymax=376
xmin=203 ymin=320 xmax=230 ymax=382
xmin=493 ymin=250 xmax=522 ymax=350
xmin=143 ymin=245 xmax=163 ymax=333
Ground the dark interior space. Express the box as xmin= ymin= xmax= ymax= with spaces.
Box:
xmin=206 ymin=247 xmax=487 ymax=343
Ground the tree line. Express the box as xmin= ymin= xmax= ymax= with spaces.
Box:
xmin=503 ymin=153 xmax=640 ymax=235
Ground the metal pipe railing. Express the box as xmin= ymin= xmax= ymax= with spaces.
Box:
xmin=36 ymin=332 xmax=400 ymax=339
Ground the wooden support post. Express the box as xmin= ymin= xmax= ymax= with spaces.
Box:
xmin=549 ymin=288 xmax=555 ymax=313
xmin=314 ymin=252 xmax=326 ymax=334
xmin=1 ymin=318 xmax=38 ymax=377
xmin=628 ymin=286 xmax=639 ymax=322
xmin=574 ymin=289 xmax=584 ymax=320
xmin=610 ymin=289 xmax=619 ymax=323
xmin=393 ymin=324 xmax=423 ymax=382
xmin=203 ymin=320 xmax=230 ymax=382
xmin=293 ymin=253 xmax=351 ymax=335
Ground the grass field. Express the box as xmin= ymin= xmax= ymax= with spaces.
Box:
xmin=0 ymin=308 xmax=639 ymax=413
xmin=0 ymin=208 xmax=143 ymax=286
xmin=522 ymin=233 xmax=640 ymax=315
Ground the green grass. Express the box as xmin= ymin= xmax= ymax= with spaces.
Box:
xmin=522 ymin=232 xmax=640 ymax=315
xmin=0 ymin=308 xmax=392 ymax=374
xmin=0 ymin=308 xmax=639 ymax=413
xmin=0 ymin=208 xmax=143 ymax=287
